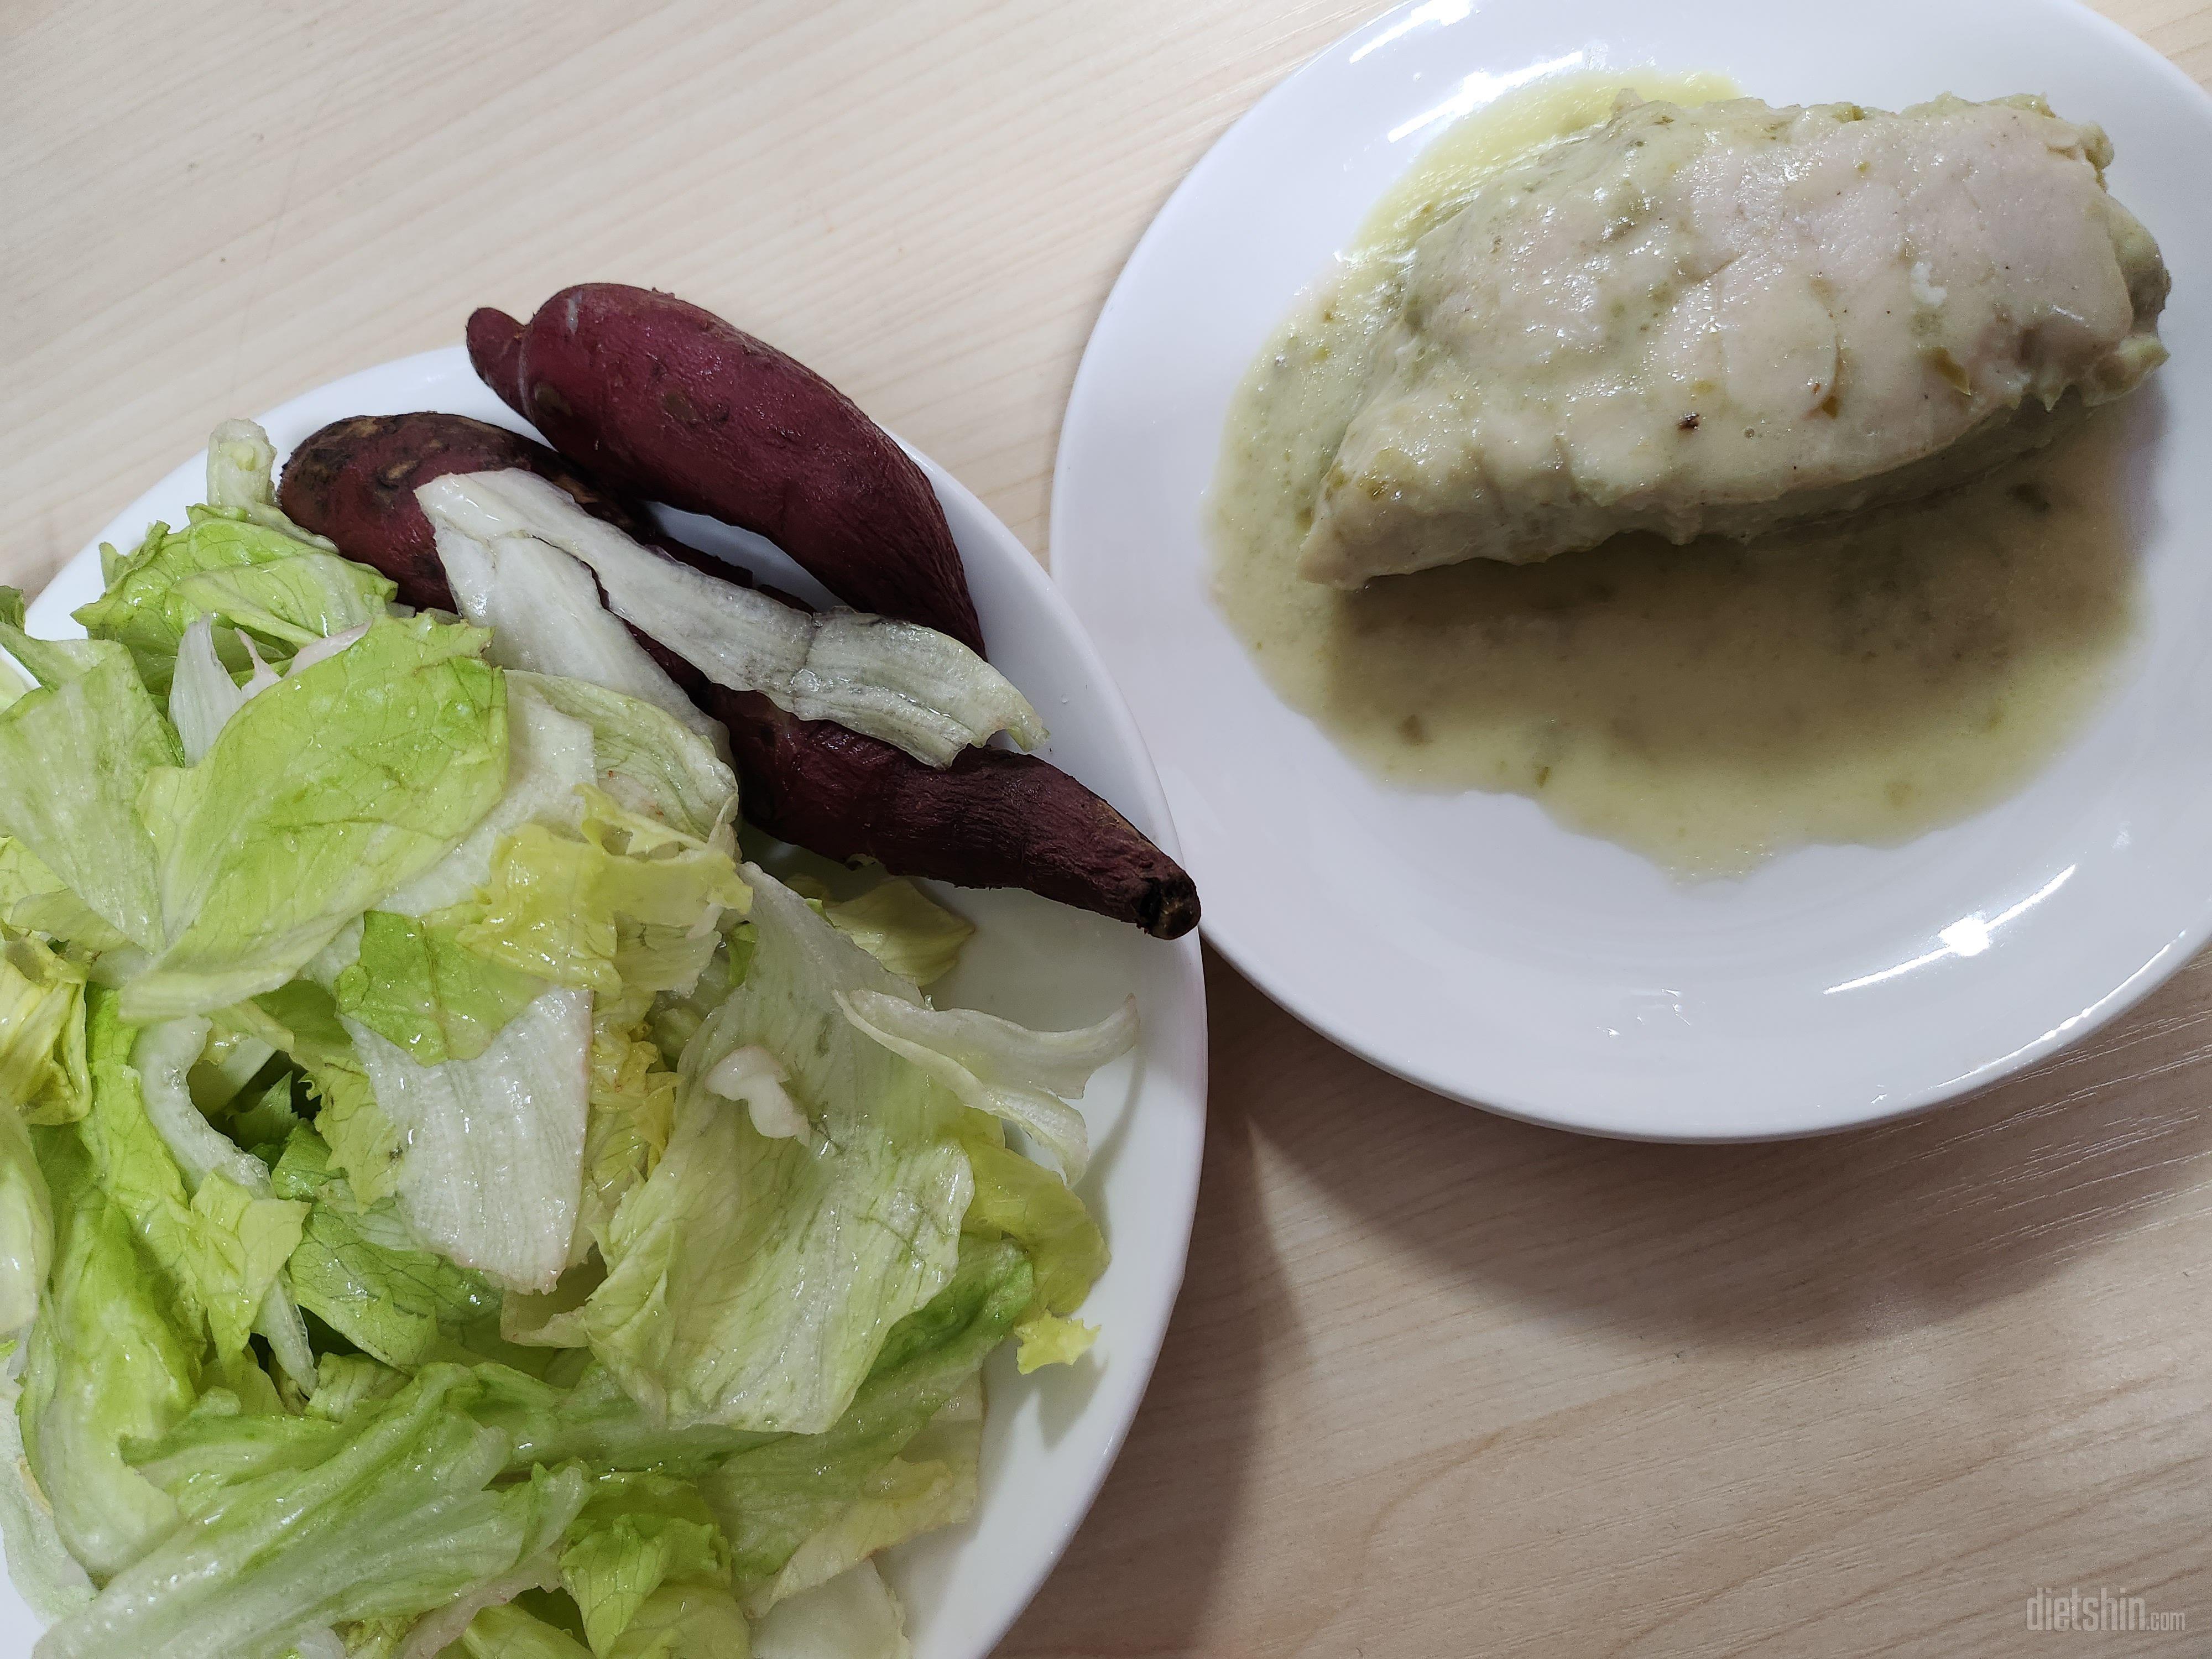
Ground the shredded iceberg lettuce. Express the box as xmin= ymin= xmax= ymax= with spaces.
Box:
xmin=418 ymin=471 xmax=1044 ymax=768
xmin=817 ymin=881 xmax=972 ymax=989
xmin=0 ymin=1105 xmax=54 ymax=1337
xmin=77 ymin=512 xmax=389 ymax=696
xmin=507 ymin=673 xmax=737 ymax=844
xmin=0 ymin=936 xmax=91 ymax=1126
xmin=201 ymin=421 xmax=338 ymax=552
xmin=430 ymin=520 xmax=722 ymax=751
xmin=834 ymin=989 xmax=1134 ymax=1183
xmin=347 ymin=987 xmax=591 ymax=1294
xmin=749 ymin=1562 xmax=909 ymax=1659
xmin=19 ymin=1124 xmax=198 ymax=1582
xmin=124 ymin=616 xmax=508 ymax=1021
xmin=0 ymin=627 xmax=173 ymax=951
xmin=268 ymin=1131 xmax=501 ymax=1371
xmin=446 ymin=788 xmax=749 ymax=999
xmin=572 ymin=865 xmax=971 ymax=1433
xmin=334 ymin=913 xmax=546 ymax=1067
xmin=39 ymin=1366 xmax=587 ymax=1659
xmin=0 ymin=419 xmax=1138 ymax=1657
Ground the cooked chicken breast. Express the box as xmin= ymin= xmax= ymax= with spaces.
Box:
xmin=1300 ymin=93 xmax=2170 ymax=586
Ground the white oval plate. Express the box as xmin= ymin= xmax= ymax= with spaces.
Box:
xmin=4 ymin=348 xmax=1207 ymax=1658
xmin=1052 ymin=0 xmax=2212 ymax=1141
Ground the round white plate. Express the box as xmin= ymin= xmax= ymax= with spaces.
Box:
xmin=5 ymin=348 xmax=1207 ymax=1658
xmin=1053 ymin=0 xmax=2212 ymax=1141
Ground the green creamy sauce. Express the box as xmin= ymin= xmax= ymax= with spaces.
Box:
xmin=1208 ymin=71 xmax=2142 ymax=878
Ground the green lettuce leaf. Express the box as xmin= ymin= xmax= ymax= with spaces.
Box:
xmin=748 ymin=1562 xmax=903 ymax=1659
xmin=269 ymin=1130 xmax=502 ymax=1369
xmin=126 ymin=1390 xmax=347 ymax=1521
xmin=327 ymin=1549 xmax=562 ymax=1659
xmin=132 ymin=1014 xmax=294 ymax=1193
xmin=19 ymin=1123 xmax=199 ymax=1581
xmin=611 ymin=917 xmax=727 ymax=1005
xmin=574 ymin=992 xmax=679 ymax=1267
xmin=821 ymin=880 xmax=971 ymax=988
xmin=76 ymin=989 xmax=306 ymax=1359
xmin=336 ymin=1619 xmax=413 ymax=1659
xmin=38 ymin=1365 xmax=588 ymax=1659
xmin=122 ymin=617 xmax=509 ymax=1021
xmin=501 ymin=1261 xmax=604 ymax=1354
xmin=959 ymin=1113 xmax=1108 ymax=1371
xmin=559 ymin=1473 xmax=732 ymax=1656
xmin=232 ymin=980 xmax=401 ymax=1206
xmin=575 ymin=866 xmax=969 ymax=1432
xmin=76 ymin=509 xmax=390 ymax=695
xmin=450 ymin=790 xmax=748 ymax=998
xmin=305 ymin=1355 xmax=405 ymax=1424
xmin=377 ymin=679 xmax=597 ymax=920
xmin=345 ymin=984 xmax=591 ymax=1293
xmin=333 ymin=911 xmax=545 ymax=1066
xmin=0 ymin=1103 xmax=53 ymax=1335
xmin=834 ymin=989 xmax=1136 ymax=1185
xmin=0 ymin=1344 xmax=96 ymax=1619
xmin=702 ymin=1237 xmax=1030 ymax=1599
xmin=204 ymin=1347 xmax=285 ymax=1421
xmin=0 ymin=629 xmax=174 ymax=951
xmin=186 ymin=1023 xmax=279 ymax=1119
xmin=1013 ymin=1313 xmax=1096 ymax=1373
xmin=458 ymin=1604 xmax=596 ymax=1658
xmin=166 ymin=614 xmax=277 ymax=766
xmin=752 ymin=1378 xmax=979 ymax=1614
xmin=0 ymin=838 xmax=134 ymax=953
xmin=202 ymin=420 xmax=340 ymax=552
xmin=75 ymin=990 xmax=215 ymax=1331
xmin=125 ymin=1014 xmax=316 ymax=1389
xmin=604 ymin=1583 xmax=753 ymax=1659
xmin=468 ymin=1365 xmax=776 ymax=1480
xmin=220 ymin=1072 xmax=302 ymax=1160
xmin=0 ymin=933 xmax=91 ymax=1124
xmin=644 ymin=936 xmax=745 ymax=1074
xmin=509 ymin=672 xmax=738 ymax=844
xmin=197 ymin=1172 xmax=312 ymax=1374
xmin=0 ymin=588 xmax=25 ymax=703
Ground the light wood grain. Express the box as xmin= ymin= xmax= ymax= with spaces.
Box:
xmin=7 ymin=4 xmax=2211 ymax=1654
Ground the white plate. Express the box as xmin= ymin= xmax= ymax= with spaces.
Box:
xmin=1053 ymin=0 xmax=2212 ymax=1141
xmin=4 ymin=348 xmax=1207 ymax=1658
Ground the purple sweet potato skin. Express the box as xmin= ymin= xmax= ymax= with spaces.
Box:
xmin=276 ymin=413 xmax=1199 ymax=938
xmin=468 ymin=285 xmax=988 ymax=654
xmin=276 ymin=412 xmax=679 ymax=593
xmin=719 ymin=697 xmax=1201 ymax=939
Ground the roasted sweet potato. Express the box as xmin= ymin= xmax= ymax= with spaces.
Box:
xmin=468 ymin=285 xmax=987 ymax=653
xmin=719 ymin=697 xmax=1201 ymax=939
xmin=278 ymin=413 xmax=1199 ymax=938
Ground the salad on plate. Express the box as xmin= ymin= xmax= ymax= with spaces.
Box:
xmin=0 ymin=289 xmax=1185 ymax=1659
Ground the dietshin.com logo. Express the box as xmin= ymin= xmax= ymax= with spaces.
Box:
xmin=2025 ymin=1587 xmax=2185 ymax=1634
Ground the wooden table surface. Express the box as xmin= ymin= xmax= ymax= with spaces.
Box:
xmin=9 ymin=3 xmax=2212 ymax=1653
